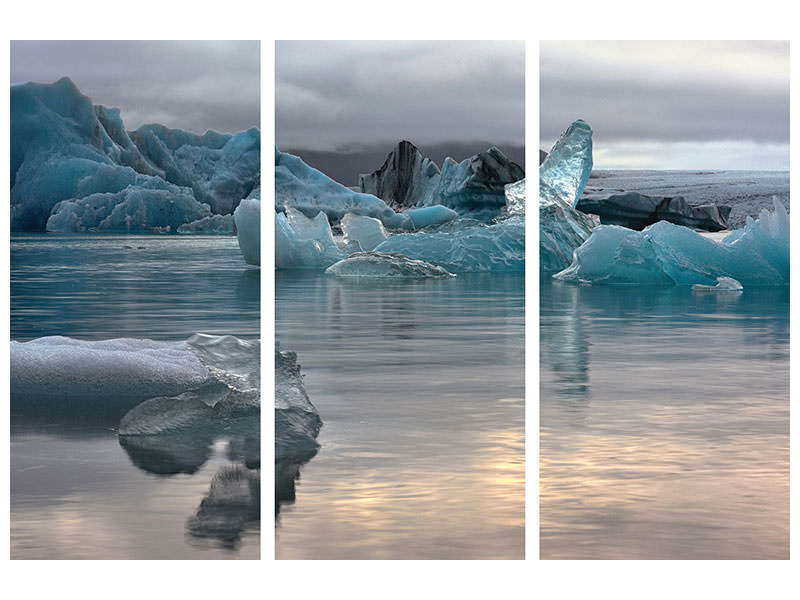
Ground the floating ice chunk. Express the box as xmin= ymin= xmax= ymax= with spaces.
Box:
xmin=692 ymin=276 xmax=743 ymax=292
xmin=276 ymin=207 xmax=346 ymax=269
xmin=178 ymin=213 xmax=235 ymax=234
xmin=375 ymin=217 xmax=525 ymax=272
xmin=405 ymin=205 xmax=458 ymax=229
xmin=340 ymin=213 xmax=388 ymax=252
xmin=577 ymin=191 xmax=731 ymax=231
xmin=540 ymin=119 xmax=593 ymax=208
xmin=325 ymin=251 xmax=456 ymax=278
xmin=275 ymin=344 xmax=321 ymax=457
xmin=10 ymin=337 xmax=210 ymax=408
xmin=505 ymin=178 xmax=526 ymax=216
xmin=276 ymin=148 xmax=408 ymax=228
xmin=539 ymin=199 xmax=596 ymax=275
xmin=234 ymin=198 xmax=260 ymax=266
xmin=555 ymin=198 xmax=789 ymax=286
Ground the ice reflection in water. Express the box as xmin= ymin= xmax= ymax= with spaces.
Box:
xmin=540 ymin=281 xmax=789 ymax=559
xmin=275 ymin=272 xmax=524 ymax=559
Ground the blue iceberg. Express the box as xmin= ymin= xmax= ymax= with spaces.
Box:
xmin=555 ymin=199 xmax=789 ymax=286
xmin=234 ymin=198 xmax=260 ymax=266
xmin=276 ymin=207 xmax=346 ymax=270
xmin=11 ymin=77 xmax=259 ymax=232
xmin=539 ymin=120 xmax=596 ymax=274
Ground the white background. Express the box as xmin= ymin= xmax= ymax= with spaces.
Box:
xmin=1 ymin=1 xmax=797 ymax=597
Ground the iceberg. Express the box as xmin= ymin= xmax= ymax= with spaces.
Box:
xmin=276 ymin=207 xmax=346 ymax=270
xmin=11 ymin=333 xmax=259 ymax=416
xmin=178 ymin=213 xmax=235 ymax=235
xmin=276 ymin=148 xmax=407 ymax=228
xmin=325 ymin=252 xmax=456 ymax=278
xmin=555 ymin=198 xmax=789 ymax=286
xmin=340 ymin=213 xmax=388 ymax=252
xmin=375 ymin=217 xmax=524 ymax=273
xmin=539 ymin=119 xmax=593 ymax=208
xmin=576 ymin=191 xmax=731 ymax=232
xmin=539 ymin=120 xmax=596 ymax=274
xmin=234 ymin=198 xmax=260 ymax=265
xmin=10 ymin=77 xmax=259 ymax=232
xmin=359 ymin=140 xmax=441 ymax=210
xmin=405 ymin=205 xmax=458 ymax=229
xmin=360 ymin=142 xmax=525 ymax=221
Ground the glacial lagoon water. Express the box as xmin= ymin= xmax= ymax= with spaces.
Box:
xmin=10 ymin=234 xmax=260 ymax=560
xmin=275 ymin=271 xmax=525 ymax=559
xmin=540 ymin=280 xmax=789 ymax=559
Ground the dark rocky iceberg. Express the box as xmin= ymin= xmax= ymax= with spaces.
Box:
xmin=577 ymin=191 xmax=731 ymax=231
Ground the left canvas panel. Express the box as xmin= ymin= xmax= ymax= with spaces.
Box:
xmin=9 ymin=40 xmax=261 ymax=559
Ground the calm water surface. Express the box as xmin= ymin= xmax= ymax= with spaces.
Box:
xmin=10 ymin=234 xmax=260 ymax=560
xmin=275 ymin=272 xmax=525 ymax=559
xmin=540 ymin=281 xmax=789 ymax=559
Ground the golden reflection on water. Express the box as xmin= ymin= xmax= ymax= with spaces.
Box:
xmin=277 ymin=413 xmax=525 ymax=560
xmin=540 ymin=429 xmax=789 ymax=559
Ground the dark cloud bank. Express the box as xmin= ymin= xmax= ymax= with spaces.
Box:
xmin=276 ymin=41 xmax=525 ymax=184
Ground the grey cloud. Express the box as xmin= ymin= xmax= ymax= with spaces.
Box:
xmin=540 ymin=41 xmax=789 ymax=168
xmin=276 ymin=41 xmax=525 ymax=151
xmin=11 ymin=41 xmax=260 ymax=134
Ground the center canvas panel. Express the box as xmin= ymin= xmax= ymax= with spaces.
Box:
xmin=274 ymin=40 xmax=526 ymax=560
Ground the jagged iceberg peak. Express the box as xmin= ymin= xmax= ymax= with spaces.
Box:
xmin=10 ymin=77 xmax=260 ymax=232
xmin=359 ymin=140 xmax=441 ymax=210
xmin=540 ymin=119 xmax=593 ymax=208
xmin=358 ymin=142 xmax=524 ymax=221
xmin=555 ymin=198 xmax=789 ymax=286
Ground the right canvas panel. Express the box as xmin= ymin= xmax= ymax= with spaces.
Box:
xmin=539 ymin=40 xmax=789 ymax=559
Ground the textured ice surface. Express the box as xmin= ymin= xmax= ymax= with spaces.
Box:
xmin=11 ymin=77 xmax=259 ymax=232
xmin=325 ymin=252 xmax=456 ymax=278
xmin=11 ymin=334 xmax=260 ymax=420
xmin=555 ymin=199 xmax=789 ymax=286
xmin=178 ymin=213 xmax=235 ymax=234
xmin=505 ymin=178 xmax=526 ymax=216
xmin=540 ymin=119 xmax=593 ymax=208
xmin=540 ymin=121 xmax=596 ymax=274
xmin=234 ymin=198 xmax=260 ymax=265
xmin=577 ymin=191 xmax=731 ymax=231
xmin=276 ymin=208 xmax=346 ymax=269
xmin=375 ymin=216 xmax=525 ymax=273
xmin=10 ymin=336 xmax=209 ymax=405
xmin=276 ymin=148 xmax=406 ymax=228
xmin=692 ymin=276 xmax=743 ymax=292
xmin=340 ymin=213 xmax=388 ymax=252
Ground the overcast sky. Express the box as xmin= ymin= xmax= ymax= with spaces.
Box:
xmin=276 ymin=41 xmax=525 ymax=151
xmin=11 ymin=40 xmax=260 ymax=134
xmin=541 ymin=41 xmax=789 ymax=170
